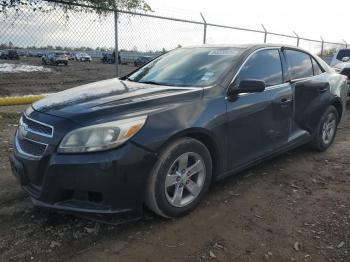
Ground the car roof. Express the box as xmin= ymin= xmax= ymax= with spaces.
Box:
xmin=185 ymin=43 xmax=307 ymax=50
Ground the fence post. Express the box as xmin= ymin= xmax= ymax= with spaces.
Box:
xmin=320 ymin=36 xmax=324 ymax=57
xmin=261 ymin=24 xmax=267 ymax=43
xmin=343 ymin=39 xmax=348 ymax=48
xmin=200 ymin=13 xmax=207 ymax=44
xmin=293 ymin=31 xmax=300 ymax=47
xmin=114 ymin=10 xmax=119 ymax=76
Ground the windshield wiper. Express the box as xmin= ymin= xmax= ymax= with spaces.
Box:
xmin=125 ymin=77 xmax=136 ymax=82
xmin=139 ymin=80 xmax=164 ymax=85
xmin=127 ymin=79 xmax=178 ymax=86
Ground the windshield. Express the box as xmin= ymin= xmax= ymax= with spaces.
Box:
xmin=127 ymin=47 xmax=244 ymax=87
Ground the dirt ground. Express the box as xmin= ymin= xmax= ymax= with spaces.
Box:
xmin=0 ymin=102 xmax=348 ymax=262
xmin=0 ymin=57 xmax=135 ymax=96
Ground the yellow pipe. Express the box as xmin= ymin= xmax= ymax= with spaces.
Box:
xmin=0 ymin=95 xmax=45 ymax=106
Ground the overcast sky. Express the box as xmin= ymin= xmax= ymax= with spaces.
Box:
xmin=147 ymin=0 xmax=349 ymax=43
xmin=0 ymin=0 xmax=348 ymax=53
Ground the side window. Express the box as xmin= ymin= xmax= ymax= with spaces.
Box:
xmin=285 ymin=50 xmax=313 ymax=79
xmin=236 ymin=49 xmax=283 ymax=87
xmin=336 ymin=49 xmax=350 ymax=61
xmin=311 ymin=58 xmax=323 ymax=76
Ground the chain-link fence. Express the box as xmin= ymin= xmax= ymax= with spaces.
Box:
xmin=0 ymin=0 xmax=349 ymax=170
xmin=1 ymin=0 xmax=348 ymax=98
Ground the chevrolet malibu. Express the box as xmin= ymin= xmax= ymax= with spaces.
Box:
xmin=10 ymin=44 xmax=348 ymax=221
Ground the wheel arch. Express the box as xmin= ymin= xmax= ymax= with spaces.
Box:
xmin=158 ymin=128 xmax=221 ymax=179
xmin=330 ymin=97 xmax=343 ymax=122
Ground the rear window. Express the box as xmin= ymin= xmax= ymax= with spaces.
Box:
xmin=285 ymin=50 xmax=313 ymax=79
xmin=336 ymin=49 xmax=350 ymax=60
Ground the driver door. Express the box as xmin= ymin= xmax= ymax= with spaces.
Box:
xmin=226 ymin=49 xmax=293 ymax=169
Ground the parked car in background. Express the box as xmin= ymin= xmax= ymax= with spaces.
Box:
xmin=333 ymin=57 xmax=350 ymax=94
xmin=28 ymin=51 xmax=45 ymax=57
xmin=10 ymin=44 xmax=348 ymax=222
xmin=101 ymin=52 xmax=115 ymax=64
xmin=101 ymin=52 xmax=120 ymax=64
xmin=42 ymin=52 xmax=68 ymax=66
xmin=36 ymin=52 xmax=44 ymax=58
xmin=134 ymin=55 xmax=153 ymax=67
xmin=18 ymin=50 xmax=27 ymax=57
xmin=330 ymin=49 xmax=350 ymax=66
xmin=68 ymin=52 xmax=76 ymax=60
xmin=75 ymin=52 xmax=92 ymax=62
xmin=0 ymin=49 xmax=20 ymax=60
xmin=333 ymin=57 xmax=350 ymax=78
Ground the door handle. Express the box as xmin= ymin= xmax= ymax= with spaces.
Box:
xmin=280 ymin=97 xmax=292 ymax=104
xmin=318 ymin=87 xmax=328 ymax=93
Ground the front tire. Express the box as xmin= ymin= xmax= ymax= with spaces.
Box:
xmin=145 ymin=138 xmax=212 ymax=218
xmin=310 ymin=105 xmax=339 ymax=151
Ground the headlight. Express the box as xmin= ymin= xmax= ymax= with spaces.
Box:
xmin=57 ymin=116 xmax=147 ymax=153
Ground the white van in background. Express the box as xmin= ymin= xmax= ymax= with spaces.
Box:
xmin=331 ymin=49 xmax=350 ymax=95
xmin=330 ymin=49 xmax=350 ymax=66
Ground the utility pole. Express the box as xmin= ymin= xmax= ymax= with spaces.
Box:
xmin=261 ymin=24 xmax=267 ymax=43
xmin=114 ymin=10 xmax=119 ymax=76
xmin=200 ymin=13 xmax=207 ymax=44
xmin=293 ymin=31 xmax=300 ymax=47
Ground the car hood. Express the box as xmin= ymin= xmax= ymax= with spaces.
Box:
xmin=32 ymin=78 xmax=203 ymax=125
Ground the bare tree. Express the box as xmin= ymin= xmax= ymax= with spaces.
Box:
xmin=1 ymin=0 xmax=152 ymax=13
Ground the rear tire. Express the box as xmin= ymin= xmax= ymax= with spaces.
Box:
xmin=310 ymin=105 xmax=338 ymax=151
xmin=145 ymin=138 xmax=212 ymax=218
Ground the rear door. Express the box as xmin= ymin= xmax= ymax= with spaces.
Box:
xmin=284 ymin=49 xmax=332 ymax=134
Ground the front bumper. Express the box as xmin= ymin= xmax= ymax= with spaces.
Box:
xmin=10 ymin=141 xmax=157 ymax=222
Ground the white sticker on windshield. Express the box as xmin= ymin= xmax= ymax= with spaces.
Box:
xmin=201 ymin=72 xmax=214 ymax=81
xmin=208 ymin=49 xmax=239 ymax=56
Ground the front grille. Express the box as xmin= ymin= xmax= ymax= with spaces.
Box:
xmin=21 ymin=115 xmax=53 ymax=137
xmin=16 ymin=134 xmax=47 ymax=158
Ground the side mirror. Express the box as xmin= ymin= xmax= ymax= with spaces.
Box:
xmin=341 ymin=57 xmax=350 ymax=62
xmin=228 ymin=79 xmax=266 ymax=96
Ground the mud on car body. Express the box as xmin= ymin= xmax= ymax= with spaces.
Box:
xmin=10 ymin=44 xmax=348 ymax=222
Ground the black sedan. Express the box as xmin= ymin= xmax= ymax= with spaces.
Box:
xmin=0 ymin=49 xmax=20 ymax=60
xmin=134 ymin=55 xmax=153 ymax=67
xmin=10 ymin=44 xmax=348 ymax=221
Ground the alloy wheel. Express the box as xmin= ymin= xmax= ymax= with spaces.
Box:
xmin=164 ymin=152 xmax=206 ymax=208
xmin=322 ymin=112 xmax=336 ymax=145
